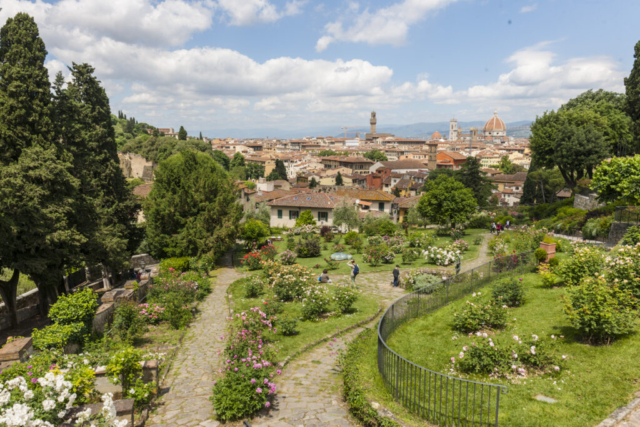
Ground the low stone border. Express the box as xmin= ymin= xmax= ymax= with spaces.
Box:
xmin=280 ymin=306 xmax=383 ymax=368
xmin=597 ymin=392 xmax=640 ymax=427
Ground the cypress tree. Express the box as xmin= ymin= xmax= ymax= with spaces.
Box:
xmin=625 ymin=40 xmax=640 ymax=153
xmin=178 ymin=126 xmax=187 ymax=140
xmin=0 ymin=13 xmax=83 ymax=318
xmin=275 ymin=159 xmax=287 ymax=180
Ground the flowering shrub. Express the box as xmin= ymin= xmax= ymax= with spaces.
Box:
xmin=454 ymin=334 xmax=565 ymax=377
xmin=564 ymin=276 xmax=637 ymax=343
xmin=269 ymin=264 xmax=315 ymax=301
xmin=401 ymin=248 xmax=420 ymax=264
xmin=402 ymin=271 xmax=441 ymax=291
xmin=621 ymin=226 xmax=640 ymax=246
xmin=488 ymin=235 xmax=508 ymax=256
xmin=212 ymin=307 xmax=280 ymax=421
xmin=287 ymin=224 xmax=319 ymax=235
xmin=407 ymin=232 xmax=435 ymax=249
xmin=450 ymin=226 xmax=465 ymax=240
xmin=262 ymin=298 xmax=284 ymax=318
xmin=32 ymin=322 xmax=87 ymax=351
xmin=333 ymin=244 xmax=346 ymax=252
xmin=49 ymin=288 xmax=99 ymax=331
xmin=301 ymin=286 xmax=331 ymax=320
xmin=113 ymin=302 xmax=147 ymax=342
xmin=537 ymin=263 xmax=557 ymax=288
xmin=324 ymin=258 xmax=339 ymax=270
xmin=492 ymin=277 xmax=525 ymax=307
xmin=473 ymin=236 xmax=483 ymax=245
xmin=383 ymin=234 xmax=406 ymax=248
xmin=423 ymin=246 xmax=459 ymax=266
xmin=261 ymin=260 xmax=282 ymax=277
xmin=367 ymin=236 xmax=384 ymax=246
xmin=107 ymin=348 xmax=154 ymax=407
xmin=363 ymin=245 xmax=384 ymax=266
xmin=452 ymin=294 xmax=507 ymax=333
xmin=241 ymin=250 xmax=263 ymax=270
xmin=244 ymin=276 xmax=265 ymax=298
xmin=260 ymin=244 xmax=278 ymax=261
xmin=449 ymin=239 xmax=469 ymax=253
xmin=138 ymin=303 xmax=165 ymax=324
xmin=556 ymin=246 xmax=605 ymax=286
xmin=493 ymin=251 xmax=522 ymax=273
xmin=334 ymin=286 xmax=358 ymax=314
xmin=148 ymin=270 xmax=203 ymax=305
xmin=160 ymin=257 xmax=190 ymax=273
xmin=605 ymin=244 xmax=640 ymax=298
xmin=277 ymin=315 xmax=298 ymax=336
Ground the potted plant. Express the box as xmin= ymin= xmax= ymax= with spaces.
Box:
xmin=539 ymin=236 xmax=557 ymax=261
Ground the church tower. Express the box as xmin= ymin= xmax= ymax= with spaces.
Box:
xmin=449 ymin=118 xmax=458 ymax=141
xmin=370 ymin=111 xmax=377 ymax=134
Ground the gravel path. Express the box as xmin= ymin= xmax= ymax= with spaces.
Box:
xmin=146 ymin=252 xmax=244 ymax=427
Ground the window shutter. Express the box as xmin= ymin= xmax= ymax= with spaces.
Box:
xmin=278 ymin=210 xmax=282 ymax=219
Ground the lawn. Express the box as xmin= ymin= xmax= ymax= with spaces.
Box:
xmin=234 ymin=228 xmax=488 ymax=276
xmin=385 ymin=272 xmax=640 ymax=427
xmin=227 ymin=276 xmax=380 ymax=360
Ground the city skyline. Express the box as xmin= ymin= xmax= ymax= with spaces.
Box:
xmin=1 ymin=0 xmax=638 ymax=134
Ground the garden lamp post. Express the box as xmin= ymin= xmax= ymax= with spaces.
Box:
xmin=455 ymin=254 xmax=461 ymax=276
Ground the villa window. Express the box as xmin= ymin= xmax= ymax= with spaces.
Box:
xmin=318 ymin=212 xmax=328 ymax=222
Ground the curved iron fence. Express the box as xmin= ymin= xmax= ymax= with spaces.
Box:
xmin=377 ymin=251 xmax=536 ymax=427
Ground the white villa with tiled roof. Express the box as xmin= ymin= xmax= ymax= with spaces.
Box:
xmin=266 ymin=193 xmax=348 ymax=227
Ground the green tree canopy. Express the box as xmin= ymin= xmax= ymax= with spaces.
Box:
xmin=244 ymin=202 xmax=270 ymax=225
xmin=231 ymin=152 xmax=246 ymax=169
xmin=212 ymin=150 xmax=230 ymax=170
xmin=498 ymin=156 xmax=516 ymax=174
xmin=591 ymin=155 xmax=640 ymax=205
xmin=145 ymin=150 xmax=242 ymax=260
xmin=527 ymin=168 xmax=565 ymax=204
xmin=266 ymin=170 xmax=281 ymax=181
xmin=246 ymin=162 xmax=265 ymax=179
xmin=178 ymin=126 xmax=187 ymax=140
xmin=295 ymin=210 xmax=316 ymax=226
xmin=417 ymin=175 xmax=476 ymax=228
xmin=274 ymin=159 xmax=288 ymax=180
xmin=240 ymin=219 xmax=269 ymax=247
xmin=309 ymin=177 xmax=318 ymax=188
xmin=332 ymin=199 xmax=359 ymax=231
xmin=363 ymin=149 xmax=388 ymax=162
xmin=335 ymin=172 xmax=344 ymax=186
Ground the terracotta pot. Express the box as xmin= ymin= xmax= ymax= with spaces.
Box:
xmin=540 ymin=242 xmax=556 ymax=261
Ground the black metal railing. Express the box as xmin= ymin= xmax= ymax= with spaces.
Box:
xmin=377 ymin=251 xmax=536 ymax=427
xmin=614 ymin=206 xmax=640 ymax=224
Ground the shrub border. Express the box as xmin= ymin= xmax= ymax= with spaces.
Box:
xmin=341 ymin=328 xmax=401 ymax=427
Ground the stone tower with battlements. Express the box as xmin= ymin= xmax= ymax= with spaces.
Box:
xmin=370 ymin=111 xmax=377 ymax=134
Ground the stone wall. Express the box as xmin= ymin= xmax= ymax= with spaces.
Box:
xmin=574 ymin=193 xmax=604 ymax=211
xmin=118 ymin=152 xmax=157 ymax=182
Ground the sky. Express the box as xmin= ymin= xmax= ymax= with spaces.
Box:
xmin=1 ymin=0 xmax=639 ymax=137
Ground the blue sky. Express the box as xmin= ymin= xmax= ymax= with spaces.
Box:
xmin=2 ymin=0 xmax=639 ymax=136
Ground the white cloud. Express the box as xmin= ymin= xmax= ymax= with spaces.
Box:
xmin=520 ymin=4 xmax=537 ymax=13
xmin=216 ymin=0 xmax=305 ymax=25
xmin=316 ymin=0 xmax=457 ymax=52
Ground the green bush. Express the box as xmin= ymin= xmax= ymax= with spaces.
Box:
xmin=401 ymin=248 xmax=420 ymax=264
xmin=160 ymin=257 xmax=190 ymax=272
xmin=534 ymin=248 xmax=548 ymax=263
xmin=407 ymin=232 xmax=435 ymax=249
xmin=548 ymin=257 xmax=560 ymax=268
xmin=107 ymin=347 xmax=154 ymax=406
xmin=263 ymin=298 xmax=284 ymax=317
xmin=622 ymin=225 xmax=640 ymax=246
xmin=32 ymin=322 xmax=86 ymax=350
xmin=334 ymin=287 xmax=358 ymax=313
xmin=344 ymin=231 xmax=360 ymax=246
xmin=556 ymin=246 xmax=605 ymax=286
xmin=339 ymin=328 xmax=401 ymax=427
xmin=452 ymin=297 xmax=507 ymax=333
xmin=492 ymin=277 xmax=525 ymax=307
xmin=278 ymin=315 xmax=298 ymax=336
xmin=112 ymin=302 xmax=146 ymax=342
xmin=301 ymin=286 xmax=330 ymax=320
xmin=244 ymin=276 xmax=265 ymax=298
xmin=165 ymin=297 xmax=193 ymax=329
xmin=604 ymin=244 xmax=640 ymax=298
xmin=467 ymin=213 xmax=492 ymax=229
xmin=473 ymin=236 xmax=483 ymax=245
xmin=295 ymin=235 xmax=321 ymax=258
xmin=49 ymin=288 xmax=99 ymax=329
xmin=582 ymin=215 xmax=613 ymax=239
xmin=363 ymin=218 xmax=396 ymax=236
xmin=564 ymin=276 xmax=636 ymax=343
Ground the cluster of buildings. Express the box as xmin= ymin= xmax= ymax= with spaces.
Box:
xmin=126 ymin=110 xmax=534 ymax=227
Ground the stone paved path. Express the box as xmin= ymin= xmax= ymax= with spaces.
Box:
xmin=462 ymin=232 xmax=491 ymax=271
xmin=147 ymin=252 xmax=244 ymax=427
xmin=251 ymin=272 xmax=405 ymax=427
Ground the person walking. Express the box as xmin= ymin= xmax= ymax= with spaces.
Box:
xmin=392 ymin=265 xmax=400 ymax=287
xmin=506 ymin=219 xmax=511 ymax=229
xmin=320 ymin=269 xmax=331 ymax=283
xmin=349 ymin=260 xmax=359 ymax=285
xmin=496 ymin=222 xmax=502 ymax=236
xmin=491 ymin=221 xmax=496 ymax=234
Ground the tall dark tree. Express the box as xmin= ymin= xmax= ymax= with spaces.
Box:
xmin=178 ymin=126 xmax=187 ymax=140
xmin=456 ymin=157 xmax=494 ymax=207
xmin=63 ymin=63 xmax=140 ymax=288
xmin=626 ymin=41 xmax=640 ymax=153
xmin=554 ymin=125 xmax=609 ymax=189
xmin=335 ymin=172 xmax=344 ymax=186
xmin=152 ymin=128 xmax=159 ymax=137
xmin=230 ymin=152 xmax=246 ymax=169
xmin=309 ymin=177 xmax=318 ymax=189
xmin=520 ymin=159 xmax=539 ymax=205
xmin=246 ymin=162 xmax=264 ymax=179
xmin=274 ymin=159 xmax=288 ymax=180
xmin=0 ymin=13 xmax=83 ymax=319
xmin=212 ymin=150 xmax=230 ymax=170
xmin=145 ymin=151 xmax=242 ymax=260
xmin=199 ymin=131 xmax=203 ymax=140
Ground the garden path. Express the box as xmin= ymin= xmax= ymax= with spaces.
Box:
xmin=462 ymin=232 xmax=492 ymax=270
xmin=146 ymin=252 xmax=244 ymax=427
xmin=250 ymin=271 xmax=404 ymax=427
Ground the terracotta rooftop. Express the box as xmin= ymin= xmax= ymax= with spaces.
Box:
xmin=378 ymin=160 xmax=429 ymax=170
xmin=396 ymin=195 xmax=421 ymax=209
xmin=320 ymin=156 xmax=374 ymax=164
xmin=440 ymin=151 xmax=468 ymax=160
xmin=255 ymin=189 xmax=296 ymax=203
xmin=492 ymin=172 xmax=528 ymax=182
xmin=335 ymin=188 xmax=395 ymax=202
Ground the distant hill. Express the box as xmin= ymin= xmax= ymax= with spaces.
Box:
xmin=199 ymin=120 xmax=533 ymax=140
